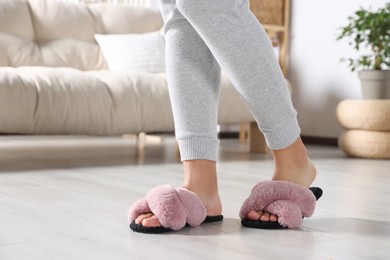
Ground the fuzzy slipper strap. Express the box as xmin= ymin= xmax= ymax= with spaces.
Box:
xmin=145 ymin=185 xmax=187 ymax=230
xmin=263 ymin=200 xmax=303 ymax=228
xmin=128 ymin=185 xmax=207 ymax=231
xmin=175 ymin=188 xmax=208 ymax=227
xmin=128 ymin=198 xmax=150 ymax=224
xmin=239 ymin=181 xmax=317 ymax=220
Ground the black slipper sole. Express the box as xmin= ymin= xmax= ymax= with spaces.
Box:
xmin=130 ymin=215 xmax=224 ymax=234
xmin=241 ymin=187 xmax=323 ymax=230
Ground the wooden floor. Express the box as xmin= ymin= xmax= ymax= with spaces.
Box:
xmin=0 ymin=135 xmax=389 ymax=260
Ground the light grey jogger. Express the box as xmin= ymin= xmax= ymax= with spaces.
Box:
xmin=159 ymin=0 xmax=301 ymax=162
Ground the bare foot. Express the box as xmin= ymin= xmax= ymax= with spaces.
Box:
xmin=246 ymin=138 xmax=317 ymax=222
xmin=135 ymin=160 xmax=222 ymax=228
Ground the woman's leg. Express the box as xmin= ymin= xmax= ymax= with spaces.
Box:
xmin=175 ymin=0 xmax=316 ymax=221
xmin=135 ymin=0 xmax=222 ymax=228
xmin=160 ymin=0 xmax=221 ymax=162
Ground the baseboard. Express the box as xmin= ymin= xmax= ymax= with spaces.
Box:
xmin=218 ymin=132 xmax=239 ymax=139
xmin=301 ymin=135 xmax=338 ymax=146
xmin=218 ymin=131 xmax=338 ymax=147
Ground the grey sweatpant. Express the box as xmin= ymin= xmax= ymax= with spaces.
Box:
xmin=159 ymin=0 xmax=301 ymax=162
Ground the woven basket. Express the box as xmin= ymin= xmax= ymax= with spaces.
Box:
xmin=249 ymin=0 xmax=285 ymax=25
xmin=337 ymin=100 xmax=390 ymax=131
xmin=339 ymin=130 xmax=390 ymax=159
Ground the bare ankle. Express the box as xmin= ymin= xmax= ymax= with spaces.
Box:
xmin=181 ymin=160 xmax=222 ymax=216
xmin=182 ymin=160 xmax=218 ymax=188
xmin=271 ymin=138 xmax=317 ymax=187
xmin=272 ymin=138 xmax=308 ymax=166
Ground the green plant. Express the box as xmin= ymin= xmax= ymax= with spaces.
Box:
xmin=337 ymin=3 xmax=390 ymax=71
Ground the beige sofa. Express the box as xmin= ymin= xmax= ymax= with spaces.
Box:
xmin=0 ymin=0 xmax=257 ymax=139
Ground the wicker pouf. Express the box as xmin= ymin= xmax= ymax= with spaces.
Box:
xmin=339 ymin=130 xmax=390 ymax=159
xmin=337 ymin=100 xmax=390 ymax=159
xmin=337 ymin=100 xmax=390 ymax=131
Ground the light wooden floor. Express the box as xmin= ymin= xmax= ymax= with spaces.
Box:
xmin=0 ymin=135 xmax=389 ymax=260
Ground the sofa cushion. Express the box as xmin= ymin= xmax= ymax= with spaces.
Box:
xmin=0 ymin=67 xmax=254 ymax=135
xmin=0 ymin=67 xmax=174 ymax=135
xmin=0 ymin=33 xmax=42 ymax=67
xmin=89 ymin=4 xmax=163 ymax=35
xmin=29 ymin=0 xmax=163 ymax=42
xmin=39 ymin=39 xmax=107 ymax=70
xmin=0 ymin=0 xmax=35 ymax=41
xmin=0 ymin=33 xmax=106 ymax=70
xmin=29 ymin=0 xmax=98 ymax=42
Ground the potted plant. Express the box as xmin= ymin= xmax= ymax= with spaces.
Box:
xmin=337 ymin=3 xmax=390 ymax=99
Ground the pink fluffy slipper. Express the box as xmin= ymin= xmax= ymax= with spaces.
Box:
xmin=128 ymin=185 xmax=223 ymax=234
xmin=239 ymin=181 xmax=323 ymax=229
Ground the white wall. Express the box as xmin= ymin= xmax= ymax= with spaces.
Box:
xmin=290 ymin=0 xmax=388 ymax=138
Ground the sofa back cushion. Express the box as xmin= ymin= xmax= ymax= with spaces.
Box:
xmin=0 ymin=0 xmax=35 ymax=40
xmin=0 ymin=0 xmax=164 ymax=70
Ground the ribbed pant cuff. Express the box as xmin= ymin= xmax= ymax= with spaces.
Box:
xmin=264 ymin=121 xmax=301 ymax=150
xmin=177 ymin=137 xmax=219 ymax=162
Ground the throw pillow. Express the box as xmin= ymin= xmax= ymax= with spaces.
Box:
xmin=94 ymin=30 xmax=165 ymax=73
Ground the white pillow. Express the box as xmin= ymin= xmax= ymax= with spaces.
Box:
xmin=94 ymin=30 xmax=165 ymax=73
